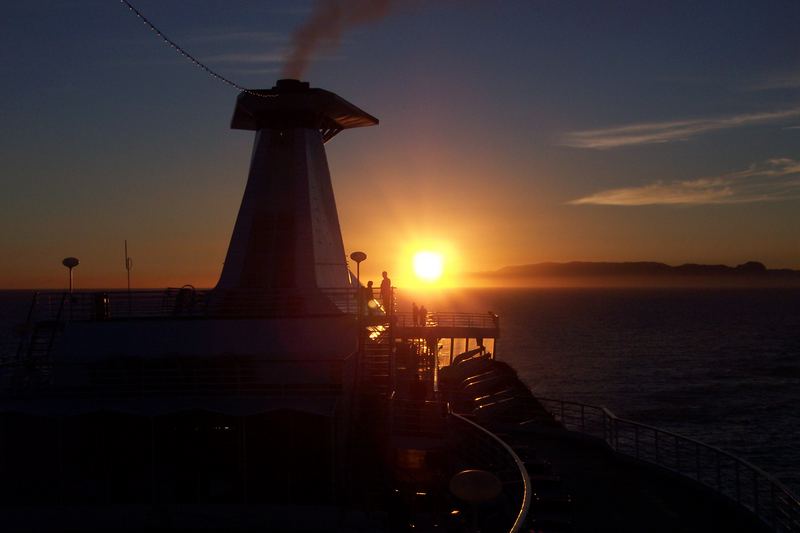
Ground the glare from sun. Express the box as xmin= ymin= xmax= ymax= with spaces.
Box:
xmin=413 ymin=251 xmax=444 ymax=282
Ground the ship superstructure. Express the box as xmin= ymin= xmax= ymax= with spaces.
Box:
xmin=1 ymin=80 xmax=798 ymax=532
xmin=0 ymin=80 xmax=517 ymax=532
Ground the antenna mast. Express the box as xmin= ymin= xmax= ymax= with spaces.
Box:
xmin=124 ymin=240 xmax=133 ymax=291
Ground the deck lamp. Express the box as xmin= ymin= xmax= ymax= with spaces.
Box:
xmin=350 ymin=251 xmax=367 ymax=315
xmin=62 ymin=257 xmax=79 ymax=293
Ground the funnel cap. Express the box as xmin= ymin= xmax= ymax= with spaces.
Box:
xmin=231 ymin=79 xmax=378 ymax=135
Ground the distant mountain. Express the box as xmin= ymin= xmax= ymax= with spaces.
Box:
xmin=467 ymin=261 xmax=800 ymax=287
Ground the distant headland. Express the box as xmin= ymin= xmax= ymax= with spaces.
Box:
xmin=466 ymin=261 xmax=800 ymax=288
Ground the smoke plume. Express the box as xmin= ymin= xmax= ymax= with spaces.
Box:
xmin=282 ymin=0 xmax=404 ymax=79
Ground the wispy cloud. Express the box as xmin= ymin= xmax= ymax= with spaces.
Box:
xmin=182 ymin=31 xmax=287 ymax=44
xmin=746 ymin=73 xmax=800 ymax=91
xmin=226 ymin=67 xmax=281 ymax=76
xmin=203 ymin=51 xmax=288 ymax=64
xmin=569 ymin=158 xmax=800 ymax=206
xmin=203 ymin=49 xmax=343 ymax=67
xmin=562 ymin=108 xmax=800 ymax=149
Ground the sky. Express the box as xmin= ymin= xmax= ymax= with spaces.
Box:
xmin=1 ymin=0 xmax=799 ymax=289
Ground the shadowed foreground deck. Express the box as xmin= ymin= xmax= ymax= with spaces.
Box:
xmin=501 ymin=425 xmax=767 ymax=532
xmin=441 ymin=356 xmax=777 ymax=532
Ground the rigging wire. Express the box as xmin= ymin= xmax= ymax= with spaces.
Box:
xmin=119 ymin=0 xmax=276 ymax=98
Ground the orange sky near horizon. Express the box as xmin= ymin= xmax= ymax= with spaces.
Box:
xmin=3 ymin=139 xmax=799 ymax=290
xmin=2 ymin=143 xmax=799 ymax=290
xmin=2 ymin=3 xmax=800 ymax=291
xmin=3 ymin=199 xmax=797 ymax=291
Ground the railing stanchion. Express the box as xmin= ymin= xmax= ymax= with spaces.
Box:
xmin=735 ymin=461 xmax=741 ymax=503
xmin=580 ymin=404 xmax=585 ymax=432
xmin=753 ymin=471 xmax=759 ymax=515
xmin=695 ymin=441 xmax=701 ymax=482
xmin=655 ymin=429 xmax=660 ymax=464
xmin=16 ymin=291 xmax=39 ymax=361
xmin=449 ymin=338 xmax=454 ymax=366
xmin=769 ymin=483 xmax=775 ymax=528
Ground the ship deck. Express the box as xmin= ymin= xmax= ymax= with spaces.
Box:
xmin=5 ymin=289 xmax=799 ymax=532
xmin=494 ymin=422 xmax=768 ymax=532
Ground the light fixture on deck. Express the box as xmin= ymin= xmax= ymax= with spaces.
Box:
xmin=349 ymin=251 xmax=367 ymax=287
xmin=62 ymin=257 xmax=79 ymax=293
xmin=350 ymin=251 xmax=367 ymax=318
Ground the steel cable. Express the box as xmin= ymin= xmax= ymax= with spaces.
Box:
xmin=120 ymin=0 xmax=276 ymax=98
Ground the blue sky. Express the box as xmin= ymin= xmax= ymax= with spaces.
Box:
xmin=1 ymin=0 xmax=799 ymax=288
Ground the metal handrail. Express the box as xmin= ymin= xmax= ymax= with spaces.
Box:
xmin=14 ymin=291 xmax=39 ymax=361
xmin=537 ymin=397 xmax=800 ymax=532
xmin=394 ymin=311 xmax=500 ymax=329
xmin=23 ymin=288 xmax=366 ymax=323
xmin=450 ymin=411 xmax=531 ymax=533
xmin=43 ymin=292 xmax=67 ymax=358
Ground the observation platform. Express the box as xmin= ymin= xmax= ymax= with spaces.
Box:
xmin=392 ymin=312 xmax=500 ymax=341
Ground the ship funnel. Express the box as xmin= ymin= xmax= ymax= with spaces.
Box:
xmin=216 ymin=80 xmax=378 ymax=292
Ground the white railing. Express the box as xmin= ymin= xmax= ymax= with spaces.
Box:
xmin=537 ymin=397 xmax=800 ymax=533
xmin=394 ymin=312 xmax=500 ymax=329
xmin=450 ymin=411 xmax=531 ymax=533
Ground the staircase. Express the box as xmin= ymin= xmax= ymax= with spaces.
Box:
xmin=12 ymin=292 xmax=67 ymax=365
xmin=359 ymin=320 xmax=394 ymax=396
xmin=25 ymin=321 xmax=61 ymax=361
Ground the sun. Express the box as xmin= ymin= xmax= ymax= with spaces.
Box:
xmin=413 ymin=251 xmax=444 ymax=282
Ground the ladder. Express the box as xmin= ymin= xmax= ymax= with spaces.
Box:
xmin=359 ymin=319 xmax=394 ymax=396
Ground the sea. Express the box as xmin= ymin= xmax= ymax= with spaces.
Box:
xmin=1 ymin=288 xmax=799 ymax=494
xmin=399 ymin=287 xmax=800 ymax=495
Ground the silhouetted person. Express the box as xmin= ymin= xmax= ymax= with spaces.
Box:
xmin=411 ymin=302 xmax=419 ymax=327
xmin=380 ymin=271 xmax=393 ymax=314
xmin=364 ymin=281 xmax=375 ymax=316
xmin=418 ymin=305 xmax=427 ymax=326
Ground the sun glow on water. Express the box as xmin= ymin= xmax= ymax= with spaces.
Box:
xmin=413 ymin=251 xmax=444 ymax=283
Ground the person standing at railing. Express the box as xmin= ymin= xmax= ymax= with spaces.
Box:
xmin=419 ymin=305 xmax=427 ymax=326
xmin=380 ymin=271 xmax=393 ymax=315
xmin=364 ymin=281 xmax=376 ymax=316
xmin=411 ymin=302 xmax=419 ymax=327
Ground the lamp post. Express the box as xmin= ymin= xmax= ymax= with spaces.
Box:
xmin=349 ymin=251 xmax=367 ymax=315
xmin=349 ymin=251 xmax=367 ymax=388
xmin=62 ymin=257 xmax=79 ymax=293
xmin=350 ymin=251 xmax=367 ymax=287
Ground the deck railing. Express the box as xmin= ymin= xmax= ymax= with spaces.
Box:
xmin=537 ymin=397 xmax=800 ymax=533
xmin=394 ymin=311 xmax=500 ymax=330
xmin=21 ymin=290 xmax=500 ymax=332
xmin=22 ymin=288 xmax=366 ymax=323
xmin=6 ymin=288 xmax=370 ymax=365
xmin=449 ymin=411 xmax=531 ymax=533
